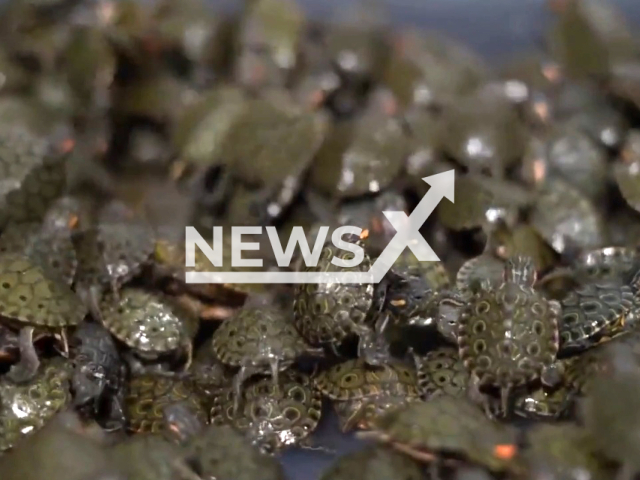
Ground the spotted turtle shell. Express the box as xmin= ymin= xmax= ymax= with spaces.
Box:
xmin=211 ymin=371 xmax=322 ymax=451
xmin=125 ymin=374 xmax=206 ymax=435
xmin=458 ymin=282 xmax=560 ymax=389
xmin=0 ymin=357 xmax=72 ymax=451
xmin=414 ymin=346 xmax=469 ymax=400
xmin=101 ymin=288 xmax=196 ymax=355
xmin=367 ymin=397 xmax=518 ymax=471
xmin=212 ymin=305 xmax=310 ymax=368
xmin=558 ymin=281 xmax=638 ymax=354
xmin=0 ymin=252 xmax=86 ymax=328
xmin=293 ymin=240 xmax=378 ymax=347
xmin=456 ymin=254 xmax=505 ymax=293
xmin=0 ymin=221 xmax=77 ymax=286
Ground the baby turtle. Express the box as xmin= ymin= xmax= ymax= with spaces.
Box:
xmin=314 ymin=358 xmax=419 ymax=432
xmin=124 ymin=374 xmax=207 ymax=437
xmin=558 ymin=280 xmax=639 ymax=355
xmin=358 ymin=397 xmax=519 ymax=472
xmin=0 ymin=221 xmax=77 ymax=286
xmin=294 ymin=236 xmax=382 ymax=355
xmin=211 ymin=370 xmax=322 ymax=453
xmin=212 ymin=304 xmax=320 ymax=410
xmin=0 ymin=252 xmax=87 ymax=383
xmin=513 ymin=381 xmax=573 ymax=420
xmin=615 ymin=131 xmax=640 ymax=213
xmin=414 ymin=346 xmax=469 ymax=400
xmin=458 ymin=256 xmax=561 ymax=415
xmin=189 ymin=345 xmax=234 ymax=411
xmin=100 ymin=288 xmax=198 ymax=372
xmin=70 ymin=321 xmax=127 ymax=430
xmin=319 ymin=445 xmax=424 ymax=480
xmin=0 ymin=357 xmax=72 ymax=451
xmin=183 ymin=424 xmax=287 ymax=480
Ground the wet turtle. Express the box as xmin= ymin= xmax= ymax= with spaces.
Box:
xmin=319 ymin=445 xmax=424 ymax=480
xmin=293 ymin=236 xmax=383 ymax=355
xmin=100 ymin=288 xmax=198 ymax=372
xmin=313 ymin=358 xmax=419 ymax=432
xmin=513 ymin=381 xmax=573 ymax=420
xmin=183 ymin=424 xmax=287 ymax=480
xmin=413 ymin=346 xmax=469 ymax=400
xmin=557 ymin=280 xmax=639 ymax=355
xmin=519 ymin=423 xmax=609 ymax=480
xmin=358 ymin=397 xmax=519 ymax=472
xmin=212 ymin=304 xmax=320 ymax=410
xmin=70 ymin=321 xmax=127 ymax=430
xmin=211 ymin=370 xmax=322 ymax=453
xmin=73 ymin=200 xmax=155 ymax=317
xmin=530 ymin=178 xmax=607 ymax=256
xmin=0 ymin=357 xmax=72 ymax=451
xmin=0 ymin=252 xmax=87 ymax=383
xmin=435 ymin=289 xmax=472 ymax=344
xmin=458 ymin=255 xmax=561 ymax=415
xmin=0 ymin=221 xmax=77 ymax=286
xmin=574 ymin=246 xmax=640 ymax=284
xmin=124 ymin=374 xmax=207 ymax=437
xmin=189 ymin=345 xmax=234 ymax=411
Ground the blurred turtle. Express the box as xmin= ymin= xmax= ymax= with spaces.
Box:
xmin=319 ymin=445 xmax=424 ymax=480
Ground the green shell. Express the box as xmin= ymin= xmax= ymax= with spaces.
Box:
xmin=393 ymin=249 xmax=450 ymax=291
xmin=293 ymin=240 xmax=378 ymax=347
xmin=125 ymin=374 xmax=207 ymax=435
xmin=101 ymin=288 xmax=196 ymax=355
xmin=319 ymin=445 xmax=424 ymax=480
xmin=0 ymin=221 xmax=77 ymax=286
xmin=211 ymin=371 xmax=322 ymax=451
xmin=314 ymin=358 xmax=418 ymax=401
xmin=189 ymin=345 xmax=234 ymax=409
xmin=367 ymin=397 xmax=518 ymax=471
xmin=414 ymin=346 xmax=469 ymax=400
xmin=456 ymin=254 xmax=505 ymax=293
xmin=110 ymin=434 xmax=191 ymax=480
xmin=0 ymin=357 xmax=72 ymax=451
xmin=212 ymin=305 xmax=310 ymax=368
xmin=458 ymin=271 xmax=560 ymax=390
xmin=558 ymin=281 xmax=638 ymax=353
xmin=0 ymin=252 xmax=86 ymax=328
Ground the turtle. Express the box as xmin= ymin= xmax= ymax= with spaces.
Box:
xmin=512 ymin=380 xmax=573 ymax=420
xmin=70 ymin=321 xmax=127 ymax=430
xmin=73 ymin=200 xmax=155 ymax=318
xmin=211 ymin=370 xmax=322 ymax=453
xmin=0 ymin=357 xmax=72 ymax=451
xmin=212 ymin=304 xmax=321 ymax=411
xmin=188 ymin=345 xmax=234 ymax=411
xmin=557 ymin=280 xmax=640 ymax=355
xmin=313 ymin=358 xmax=419 ymax=432
xmin=458 ymin=255 xmax=562 ymax=416
xmin=413 ymin=346 xmax=469 ymax=400
xmin=529 ymin=178 xmax=607 ymax=256
xmin=0 ymin=252 xmax=87 ymax=383
xmin=293 ymin=236 xmax=383 ymax=356
xmin=161 ymin=401 xmax=206 ymax=445
xmin=357 ymin=397 xmax=519 ymax=473
xmin=0 ymin=221 xmax=77 ymax=286
xmin=100 ymin=288 xmax=198 ymax=373
xmin=124 ymin=374 xmax=207 ymax=437
xmin=319 ymin=445 xmax=425 ymax=480
xmin=519 ymin=423 xmax=609 ymax=480
xmin=183 ymin=424 xmax=287 ymax=480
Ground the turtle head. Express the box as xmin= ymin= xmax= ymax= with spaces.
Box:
xmin=504 ymin=255 xmax=536 ymax=286
xmin=72 ymin=362 xmax=107 ymax=409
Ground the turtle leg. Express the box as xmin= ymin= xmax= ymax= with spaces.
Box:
xmin=500 ymin=385 xmax=512 ymax=419
xmin=8 ymin=327 xmax=40 ymax=384
xmin=182 ymin=341 xmax=193 ymax=372
xmin=60 ymin=328 xmax=70 ymax=358
xmin=233 ymin=365 xmax=257 ymax=415
xmin=269 ymin=358 xmax=280 ymax=393
xmin=467 ymin=373 xmax=496 ymax=419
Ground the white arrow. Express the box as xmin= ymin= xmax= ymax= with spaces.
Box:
xmin=369 ymin=170 xmax=455 ymax=283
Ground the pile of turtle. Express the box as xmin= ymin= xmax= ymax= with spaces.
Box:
xmin=3 ymin=0 xmax=640 ymax=478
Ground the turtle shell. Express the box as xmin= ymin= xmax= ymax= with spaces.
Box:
xmin=574 ymin=246 xmax=640 ymax=284
xmin=0 ymin=357 xmax=72 ymax=451
xmin=558 ymin=281 xmax=638 ymax=354
xmin=189 ymin=345 xmax=234 ymax=408
xmin=212 ymin=305 xmax=310 ymax=368
xmin=456 ymin=254 xmax=505 ymax=293
xmin=319 ymin=445 xmax=424 ymax=480
xmin=458 ymin=277 xmax=560 ymax=390
xmin=0 ymin=252 xmax=86 ymax=328
xmin=363 ymin=397 xmax=518 ymax=471
xmin=0 ymin=221 xmax=77 ymax=286
xmin=293 ymin=239 xmax=379 ymax=348
xmin=125 ymin=374 xmax=207 ymax=435
xmin=211 ymin=371 xmax=322 ymax=452
xmin=392 ymin=249 xmax=450 ymax=291
xmin=414 ymin=346 xmax=469 ymax=400
xmin=615 ymin=131 xmax=640 ymax=213
xmin=513 ymin=382 xmax=572 ymax=420
xmin=314 ymin=358 xmax=418 ymax=401
xmin=100 ymin=288 xmax=196 ymax=356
